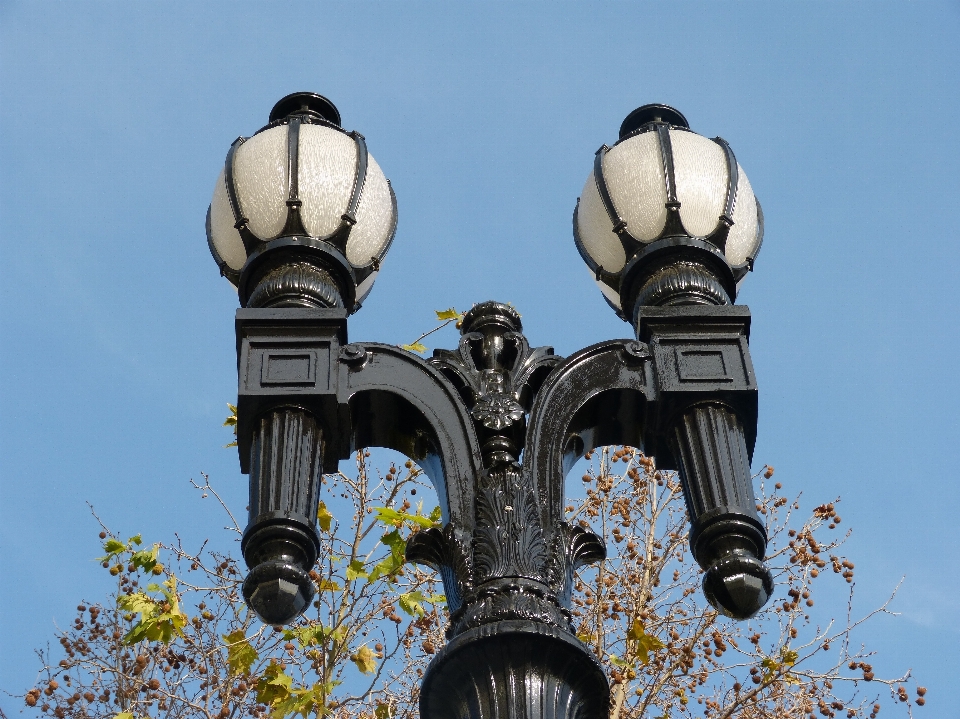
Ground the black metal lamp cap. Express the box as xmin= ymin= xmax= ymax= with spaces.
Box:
xmin=619 ymin=103 xmax=689 ymax=138
xmin=270 ymin=92 xmax=342 ymax=127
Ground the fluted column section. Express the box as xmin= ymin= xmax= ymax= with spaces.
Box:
xmin=667 ymin=403 xmax=773 ymax=619
xmin=420 ymin=622 xmax=608 ymax=719
xmin=241 ymin=408 xmax=324 ymax=624
xmin=249 ymin=408 xmax=325 ymax=520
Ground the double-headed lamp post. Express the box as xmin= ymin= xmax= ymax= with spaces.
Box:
xmin=206 ymin=93 xmax=773 ymax=719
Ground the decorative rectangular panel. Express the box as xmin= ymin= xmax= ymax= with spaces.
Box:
xmin=243 ymin=343 xmax=331 ymax=393
xmin=235 ymin=307 xmax=348 ymax=474
xmin=261 ymin=352 xmax=315 ymax=386
xmin=676 ymin=349 xmax=730 ymax=382
xmin=652 ymin=337 xmax=753 ymax=392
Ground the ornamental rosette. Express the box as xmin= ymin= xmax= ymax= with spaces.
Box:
xmin=471 ymin=392 xmax=524 ymax=430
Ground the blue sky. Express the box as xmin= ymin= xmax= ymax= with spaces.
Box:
xmin=1 ymin=1 xmax=958 ymax=712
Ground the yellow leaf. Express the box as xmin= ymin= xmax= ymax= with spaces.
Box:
xmin=351 ymin=644 xmax=377 ymax=674
xmin=627 ymin=619 xmax=664 ymax=664
xmin=317 ymin=501 xmax=333 ymax=532
xmin=435 ymin=308 xmax=460 ymax=321
xmin=781 ymin=648 xmax=798 ymax=666
xmin=401 ymin=342 xmax=428 ymax=354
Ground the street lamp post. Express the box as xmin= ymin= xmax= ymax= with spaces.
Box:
xmin=206 ymin=93 xmax=774 ymax=719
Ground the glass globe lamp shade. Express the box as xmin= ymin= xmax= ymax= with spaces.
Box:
xmin=206 ymin=92 xmax=397 ymax=310
xmin=574 ymin=104 xmax=763 ymax=315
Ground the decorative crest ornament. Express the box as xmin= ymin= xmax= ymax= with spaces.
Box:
xmin=430 ymin=301 xmax=561 ymax=465
xmin=409 ymin=301 xmax=611 ymax=718
xmin=408 ymin=302 xmax=604 ymax=638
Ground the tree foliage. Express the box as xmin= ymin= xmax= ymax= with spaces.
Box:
xmin=11 ymin=433 xmax=927 ymax=718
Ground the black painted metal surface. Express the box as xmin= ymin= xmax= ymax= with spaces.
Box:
xmin=216 ymin=94 xmax=776 ymax=719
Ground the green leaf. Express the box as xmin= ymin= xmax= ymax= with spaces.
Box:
xmin=759 ymin=646 xmax=801 ymax=684
xmin=224 ymin=404 xmax=238 ymax=428
xmin=114 ymin=713 xmax=135 ymax=719
xmin=373 ymin=506 xmax=436 ymax=530
xmin=271 ymin=679 xmax=340 ymax=719
xmin=256 ymin=661 xmax=293 ymax=706
xmin=223 ymin=629 xmax=258 ymax=676
xmin=99 ymin=538 xmax=126 ymax=559
xmin=287 ymin=625 xmax=325 ymax=648
xmin=117 ymin=578 xmax=187 ymax=645
xmin=346 ymin=560 xmax=368 ymax=581
xmin=428 ymin=505 xmax=442 ymax=524
xmin=367 ymin=555 xmax=402 ymax=583
xmin=366 ymin=530 xmax=408 ymax=583
xmin=435 ymin=308 xmax=460 ymax=321
xmin=351 ymin=644 xmax=377 ymax=674
xmin=609 ymin=654 xmax=630 ymax=668
xmin=398 ymin=591 xmax=427 ymax=617
xmin=317 ymin=501 xmax=333 ymax=532
xmin=375 ymin=704 xmax=392 ymax=719
xmin=224 ymin=404 xmax=239 ymax=449
xmin=117 ymin=591 xmax=156 ymax=615
xmin=401 ymin=341 xmax=428 ymax=354
xmin=380 ymin=529 xmax=406 ymax=555
xmin=373 ymin=507 xmax=404 ymax=526
xmin=317 ymin=579 xmax=341 ymax=592
xmin=130 ymin=544 xmax=159 ymax=573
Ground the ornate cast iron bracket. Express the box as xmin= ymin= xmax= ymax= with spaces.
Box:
xmin=233 ymin=300 xmax=771 ymax=719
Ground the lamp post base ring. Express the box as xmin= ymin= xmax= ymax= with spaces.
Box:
xmin=420 ymin=620 xmax=609 ymax=719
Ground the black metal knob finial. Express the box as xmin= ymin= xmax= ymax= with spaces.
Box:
xmin=269 ymin=92 xmax=342 ymax=127
xmin=703 ymin=555 xmax=775 ymax=620
xmin=460 ymin=301 xmax=523 ymax=336
xmin=619 ymin=103 xmax=690 ymax=138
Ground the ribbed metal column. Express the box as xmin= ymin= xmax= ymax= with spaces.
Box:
xmin=667 ymin=403 xmax=772 ymax=618
xmin=241 ymin=407 xmax=324 ymax=624
xmin=249 ymin=407 xmax=325 ymax=521
xmin=668 ymin=403 xmax=756 ymax=522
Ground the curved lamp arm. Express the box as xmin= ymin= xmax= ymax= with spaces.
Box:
xmin=338 ymin=342 xmax=483 ymax=529
xmin=522 ymin=339 xmax=654 ymax=528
